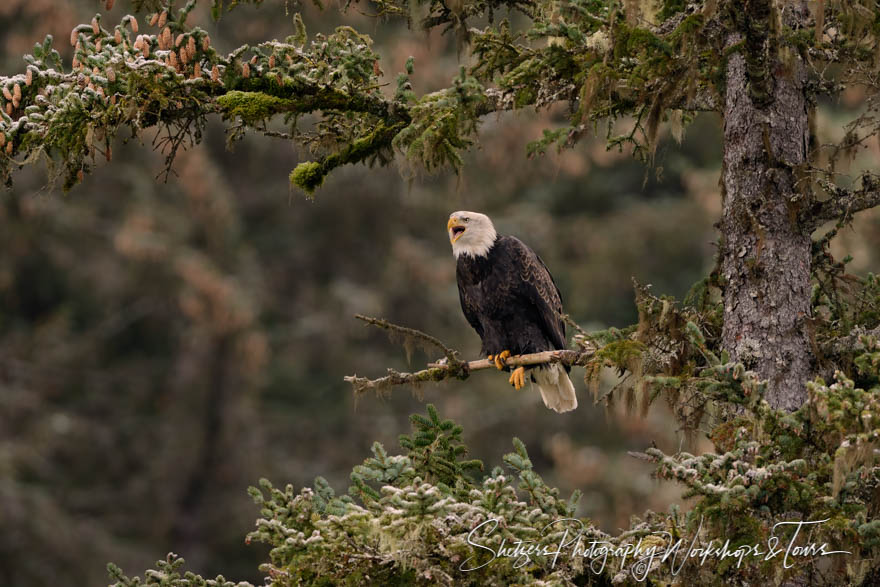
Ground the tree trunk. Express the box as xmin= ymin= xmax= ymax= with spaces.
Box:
xmin=720 ymin=2 xmax=813 ymax=411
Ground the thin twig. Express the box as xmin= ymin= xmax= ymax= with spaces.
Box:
xmin=804 ymin=176 xmax=880 ymax=229
xmin=354 ymin=314 xmax=463 ymax=364
xmin=626 ymin=451 xmax=656 ymax=462
xmin=562 ymin=313 xmax=589 ymax=337
xmin=261 ymin=129 xmax=294 ymax=140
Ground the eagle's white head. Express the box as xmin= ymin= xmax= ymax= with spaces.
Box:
xmin=448 ymin=211 xmax=497 ymax=259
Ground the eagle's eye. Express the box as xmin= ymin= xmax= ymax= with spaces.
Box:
xmin=463 ymin=217 xmax=470 ymax=222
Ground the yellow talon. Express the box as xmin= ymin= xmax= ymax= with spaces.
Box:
xmin=494 ymin=350 xmax=511 ymax=370
xmin=508 ymin=366 xmax=526 ymax=390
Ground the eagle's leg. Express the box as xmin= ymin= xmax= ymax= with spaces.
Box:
xmin=490 ymin=350 xmax=511 ymax=370
xmin=508 ymin=366 xmax=526 ymax=390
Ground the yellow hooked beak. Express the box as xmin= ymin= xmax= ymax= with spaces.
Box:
xmin=448 ymin=217 xmax=466 ymax=243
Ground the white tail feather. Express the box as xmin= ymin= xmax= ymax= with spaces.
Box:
xmin=533 ymin=364 xmax=577 ymax=413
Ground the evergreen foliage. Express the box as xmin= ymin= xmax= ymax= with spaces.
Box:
xmin=110 ymin=361 xmax=880 ymax=585
xmin=106 ymin=257 xmax=880 ymax=583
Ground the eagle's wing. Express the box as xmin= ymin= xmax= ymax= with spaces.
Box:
xmin=456 ymin=263 xmax=483 ymax=338
xmin=508 ymin=237 xmax=566 ymax=350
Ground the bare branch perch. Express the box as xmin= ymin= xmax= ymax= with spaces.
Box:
xmin=427 ymin=349 xmax=590 ymax=370
xmin=345 ymin=346 xmax=597 ymax=398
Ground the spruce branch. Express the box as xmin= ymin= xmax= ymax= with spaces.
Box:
xmin=290 ymin=121 xmax=407 ymax=194
xmin=1 ymin=0 xmax=739 ymax=192
xmin=823 ymin=325 xmax=880 ymax=357
xmin=804 ymin=176 xmax=880 ymax=228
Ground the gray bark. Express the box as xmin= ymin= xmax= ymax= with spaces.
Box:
xmin=720 ymin=2 xmax=813 ymax=411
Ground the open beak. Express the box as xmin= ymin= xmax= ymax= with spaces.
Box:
xmin=447 ymin=217 xmax=466 ymax=242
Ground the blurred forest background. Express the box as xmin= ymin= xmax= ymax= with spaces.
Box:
xmin=2 ymin=1 xmax=880 ymax=585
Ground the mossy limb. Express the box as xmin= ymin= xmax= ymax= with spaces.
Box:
xmin=290 ymin=121 xmax=404 ymax=195
xmin=217 ymin=90 xmax=296 ymax=124
xmin=289 ymin=161 xmax=325 ymax=195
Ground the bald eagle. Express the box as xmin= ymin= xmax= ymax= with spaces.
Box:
xmin=447 ymin=211 xmax=577 ymax=413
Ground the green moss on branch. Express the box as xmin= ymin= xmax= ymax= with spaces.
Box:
xmin=290 ymin=121 xmax=405 ymax=195
xmin=216 ymin=90 xmax=296 ymax=123
xmin=290 ymin=161 xmax=324 ymax=194
xmin=226 ymin=78 xmax=409 ymax=122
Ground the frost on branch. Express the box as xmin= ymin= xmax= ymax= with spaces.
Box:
xmin=112 ymin=356 xmax=880 ymax=585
